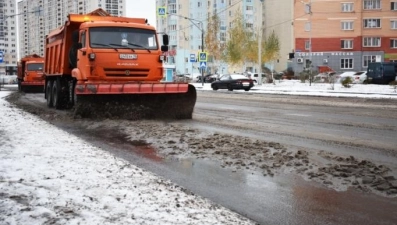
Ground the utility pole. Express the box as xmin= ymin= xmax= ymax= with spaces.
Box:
xmin=258 ymin=0 xmax=264 ymax=85
xmin=302 ymin=0 xmax=313 ymax=85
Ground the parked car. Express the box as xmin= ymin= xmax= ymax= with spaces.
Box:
xmin=205 ymin=74 xmax=218 ymax=83
xmin=211 ymin=74 xmax=254 ymax=91
xmin=247 ymin=73 xmax=266 ymax=83
xmin=367 ymin=62 xmax=397 ymax=84
xmin=338 ymin=71 xmax=368 ymax=84
xmin=352 ymin=71 xmax=367 ymax=84
xmin=196 ymin=74 xmax=217 ymax=83
xmin=337 ymin=71 xmax=357 ymax=83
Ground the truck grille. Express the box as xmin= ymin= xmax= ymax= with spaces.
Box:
xmin=104 ymin=68 xmax=149 ymax=78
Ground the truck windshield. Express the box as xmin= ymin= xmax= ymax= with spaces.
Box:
xmin=27 ymin=63 xmax=43 ymax=71
xmin=89 ymin=27 xmax=158 ymax=50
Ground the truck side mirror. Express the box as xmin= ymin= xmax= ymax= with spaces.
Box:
xmin=161 ymin=45 xmax=168 ymax=52
xmin=162 ymin=34 xmax=169 ymax=46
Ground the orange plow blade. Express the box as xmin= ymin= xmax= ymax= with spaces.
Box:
xmin=75 ymin=83 xmax=189 ymax=94
xmin=73 ymin=83 xmax=197 ymax=120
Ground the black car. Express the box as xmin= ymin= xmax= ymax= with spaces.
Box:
xmin=211 ymin=74 xmax=254 ymax=91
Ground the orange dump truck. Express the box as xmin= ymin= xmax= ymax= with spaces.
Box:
xmin=44 ymin=9 xmax=196 ymax=119
xmin=17 ymin=54 xmax=45 ymax=92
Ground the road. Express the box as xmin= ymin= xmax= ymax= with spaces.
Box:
xmin=4 ymin=86 xmax=397 ymax=225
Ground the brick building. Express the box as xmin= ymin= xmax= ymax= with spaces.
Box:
xmin=293 ymin=0 xmax=397 ymax=74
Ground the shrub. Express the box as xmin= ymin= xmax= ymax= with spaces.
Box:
xmin=341 ymin=76 xmax=353 ymax=88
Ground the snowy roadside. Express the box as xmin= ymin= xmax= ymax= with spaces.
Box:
xmin=191 ymin=81 xmax=397 ymax=99
xmin=0 ymin=91 xmax=254 ymax=225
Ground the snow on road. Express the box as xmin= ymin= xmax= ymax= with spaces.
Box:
xmin=0 ymin=91 xmax=254 ymax=225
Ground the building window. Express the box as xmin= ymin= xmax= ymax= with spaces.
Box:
xmin=363 ymin=37 xmax=381 ymax=47
xmin=220 ymin=32 xmax=226 ymax=41
xmin=390 ymin=39 xmax=397 ymax=48
xmin=363 ymin=0 xmax=381 ymax=9
xmin=363 ymin=55 xmax=378 ymax=67
xmin=246 ymin=6 xmax=253 ymax=10
xmin=391 ymin=20 xmax=397 ymax=29
xmin=341 ymin=39 xmax=353 ymax=49
xmin=305 ymin=40 xmax=311 ymax=50
xmin=363 ymin=19 xmax=381 ymax=28
xmin=341 ymin=21 xmax=354 ymax=30
xmin=392 ymin=2 xmax=397 ymax=10
xmin=341 ymin=58 xmax=353 ymax=69
xmin=305 ymin=22 xmax=311 ymax=31
xmin=198 ymin=2 xmax=201 ymax=7
xmin=341 ymin=2 xmax=354 ymax=12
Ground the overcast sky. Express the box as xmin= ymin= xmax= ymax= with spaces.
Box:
xmin=126 ymin=0 xmax=157 ymax=27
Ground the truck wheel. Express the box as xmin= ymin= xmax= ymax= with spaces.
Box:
xmin=52 ymin=79 xmax=62 ymax=109
xmin=46 ymin=80 xmax=54 ymax=107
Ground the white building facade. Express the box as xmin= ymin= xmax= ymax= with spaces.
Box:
xmin=0 ymin=0 xmax=18 ymax=75
xmin=17 ymin=0 xmax=126 ymax=58
xmin=156 ymin=0 xmax=293 ymax=75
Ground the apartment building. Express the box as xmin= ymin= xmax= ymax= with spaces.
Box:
xmin=293 ymin=0 xmax=397 ymax=74
xmin=264 ymin=0 xmax=294 ymax=72
xmin=156 ymin=0 xmax=267 ymax=75
xmin=17 ymin=0 xmax=126 ymax=58
xmin=0 ymin=0 xmax=18 ymax=75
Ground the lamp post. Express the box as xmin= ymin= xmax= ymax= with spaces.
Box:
xmin=167 ymin=13 xmax=205 ymax=86
xmin=301 ymin=0 xmax=312 ymax=85
xmin=258 ymin=0 xmax=264 ymax=85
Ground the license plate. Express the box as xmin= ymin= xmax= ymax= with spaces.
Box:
xmin=243 ymin=83 xmax=249 ymax=86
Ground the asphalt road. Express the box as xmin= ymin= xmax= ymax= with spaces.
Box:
xmin=194 ymin=90 xmax=397 ymax=167
xmin=3 ymin=85 xmax=397 ymax=225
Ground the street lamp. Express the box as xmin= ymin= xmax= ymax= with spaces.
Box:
xmin=258 ymin=0 xmax=264 ymax=85
xmin=167 ymin=13 xmax=205 ymax=86
xmin=301 ymin=0 xmax=312 ymax=85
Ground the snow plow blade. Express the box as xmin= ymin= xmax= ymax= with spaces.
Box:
xmin=73 ymin=83 xmax=196 ymax=120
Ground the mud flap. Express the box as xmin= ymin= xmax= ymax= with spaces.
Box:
xmin=74 ymin=84 xmax=197 ymax=120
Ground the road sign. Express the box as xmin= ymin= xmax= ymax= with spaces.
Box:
xmin=189 ymin=54 xmax=196 ymax=62
xmin=199 ymin=62 xmax=207 ymax=68
xmin=199 ymin=52 xmax=207 ymax=62
xmin=0 ymin=52 xmax=3 ymax=63
xmin=157 ymin=7 xmax=166 ymax=17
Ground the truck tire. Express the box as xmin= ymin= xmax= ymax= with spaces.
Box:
xmin=46 ymin=80 xmax=54 ymax=107
xmin=52 ymin=79 xmax=62 ymax=109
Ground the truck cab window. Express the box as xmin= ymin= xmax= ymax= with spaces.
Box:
xmin=89 ymin=27 xmax=158 ymax=50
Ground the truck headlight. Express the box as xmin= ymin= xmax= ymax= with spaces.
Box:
xmin=89 ymin=53 xmax=96 ymax=61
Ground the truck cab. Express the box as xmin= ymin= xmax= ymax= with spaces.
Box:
xmin=17 ymin=55 xmax=45 ymax=92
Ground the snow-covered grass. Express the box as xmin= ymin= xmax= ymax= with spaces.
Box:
xmin=191 ymin=80 xmax=397 ymax=99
